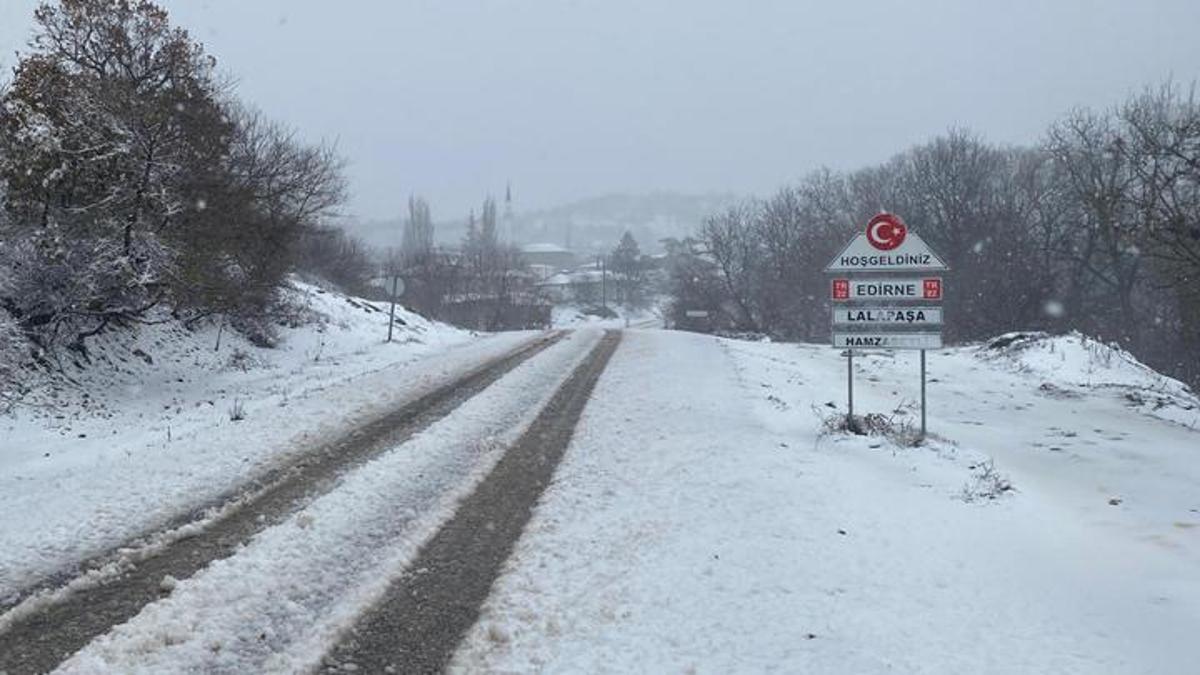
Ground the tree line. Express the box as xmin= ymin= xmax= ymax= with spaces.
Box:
xmin=0 ymin=0 xmax=348 ymax=369
xmin=378 ymin=195 xmax=540 ymax=330
xmin=383 ymin=197 xmax=655 ymax=328
xmin=667 ymin=84 xmax=1200 ymax=386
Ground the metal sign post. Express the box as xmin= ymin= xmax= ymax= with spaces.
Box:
xmin=825 ymin=212 xmax=948 ymax=442
xmin=847 ymin=349 xmax=854 ymax=426
xmin=374 ymin=275 xmax=406 ymax=343
xmin=387 ymin=276 xmax=399 ymax=343
xmin=920 ymin=349 xmax=927 ymax=438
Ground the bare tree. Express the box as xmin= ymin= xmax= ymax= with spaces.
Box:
xmin=1117 ymin=83 xmax=1200 ymax=381
xmin=1045 ymin=109 xmax=1143 ymax=341
xmin=401 ymin=195 xmax=435 ymax=268
xmin=699 ymin=203 xmax=763 ymax=332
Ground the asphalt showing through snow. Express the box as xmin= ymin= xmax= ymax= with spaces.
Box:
xmin=320 ymin=330 xmax=622 ymax=674
xmin=0 ymin=331 xmax=564 ymax=675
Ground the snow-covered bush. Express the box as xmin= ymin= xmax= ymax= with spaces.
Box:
xmin=0 ymin=226 xmax=175 ymax=354
xmin=815 ymin=406 xmax=923 ymax=447
xmin=0 ymin=250 xmax=29 ymax=412
xmin=0 ymin=311 xmax=26 ymax=408
xmin=960 ymin=460 xmax=1015 ymax=502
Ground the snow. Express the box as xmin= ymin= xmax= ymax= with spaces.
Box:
xmin=55 ymin=329 xmax=606 ymax=674
xmin=978 ymin=331 xmax=1198 ymax=427
xmin=8 ymin=314 xmax=1199 ymax=672
xmin=550 ymin=303 xmax=662 ymax=329
xmin=0 ymin=280 xmax=523 ymax=606
xmin=521 ymin=243 xmax=571 ymax=254
xmin=452 ymin=330 xmax=1200 ymax=674
xmin=538 ymin=273 xmax=573 ymax=287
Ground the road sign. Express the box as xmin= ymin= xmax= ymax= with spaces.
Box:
xmin=381 ymin=275 xmax=406 ymax=343
xmin=370 ymin=276 xmax=406 ymax=297
xmin=685 ymin=309 xmax=709 ymax=318
xmin=830 ymin=277 xmax=943 ymax=301
xmin=833 ymin=307 xmax=943 ymax=326
xmin=832 ymin=332 xmax=943 ymax=350
xmin=825 ymin=212 xmax=949 ymax=441
xmin=825 ymin=213 xmax=948 ymax=272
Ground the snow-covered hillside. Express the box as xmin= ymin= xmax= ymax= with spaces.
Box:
xmin=453 ymin=330 xmax=1200 ymax=674
xmin=0 ymin=280 xmax=516 ymax=604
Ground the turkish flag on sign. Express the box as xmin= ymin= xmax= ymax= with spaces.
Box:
xmin=923 ymin=278 xmax=942 ymax=300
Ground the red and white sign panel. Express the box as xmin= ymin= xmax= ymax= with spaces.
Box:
xmin=826 ymin=212 xmax=947 ymax=351
xmin=830 ymin=278 xmax=944 ymax=302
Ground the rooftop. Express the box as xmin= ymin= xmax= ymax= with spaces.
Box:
xmin=521 ymin=243 xmax=572 ymax=254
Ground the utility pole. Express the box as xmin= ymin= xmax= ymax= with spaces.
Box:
xmin=598 ymin=255 xmax=607 ymax=310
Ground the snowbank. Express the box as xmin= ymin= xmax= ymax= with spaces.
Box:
xmin=978 ymin=331 xmax=1198 ymax=427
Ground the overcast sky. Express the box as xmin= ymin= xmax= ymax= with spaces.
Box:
xmin=4 ymin=1 xmax=1200 ymax=221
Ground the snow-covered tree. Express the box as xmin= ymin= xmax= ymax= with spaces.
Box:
xmin=0 ymin=0 xmax=228 ymax=347
xmin=0 ymin=0 xmax=346 ymax=353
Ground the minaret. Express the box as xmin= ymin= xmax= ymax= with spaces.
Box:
xmin=503 ymin=181 xmax=514 ymax=244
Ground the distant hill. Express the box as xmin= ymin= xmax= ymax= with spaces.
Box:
xmin=345 ymin=192 xmax=739 ymax=254
xmin=509 ymin=192 xmax=738 ymax=254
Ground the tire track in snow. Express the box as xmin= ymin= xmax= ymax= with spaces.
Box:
xmin=51 ymin=329 xmax=606 ymax=674
xmin=0 ymin=331 xmax=564 ymax=675
xmin=320 ymin=330 xmax=621 ymax=674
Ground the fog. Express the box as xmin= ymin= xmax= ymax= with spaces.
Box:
xmin=4 ymin=0 xmax=1200 ymax=220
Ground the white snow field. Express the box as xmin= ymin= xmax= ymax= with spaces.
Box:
xmin=551 ymin=303 xmax=662 ymax=330
xmin=453 ymin=330 xmax=1200 ymax=674
xmin=0 ymin=279 xmax=529 ymax=604
xmin=55 ymin=329 xmax=605 ymax=674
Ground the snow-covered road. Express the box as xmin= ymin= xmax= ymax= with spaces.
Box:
xmin=454 ymin=330 xmax=1200 ymax=674
xmin=4 ymin=324 xmax=1198 ymax=673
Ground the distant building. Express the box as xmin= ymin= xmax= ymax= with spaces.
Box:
xmin=520 ymin=243 xmax=576 ymax=272
xmin=534 ymin=265 xmax=618 ymax=306
xmin=535 ymin=272 xmax=574 ymax=303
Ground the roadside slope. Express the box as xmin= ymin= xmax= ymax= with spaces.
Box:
xmin=0 ymin=281 xmax=530 ymax=604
